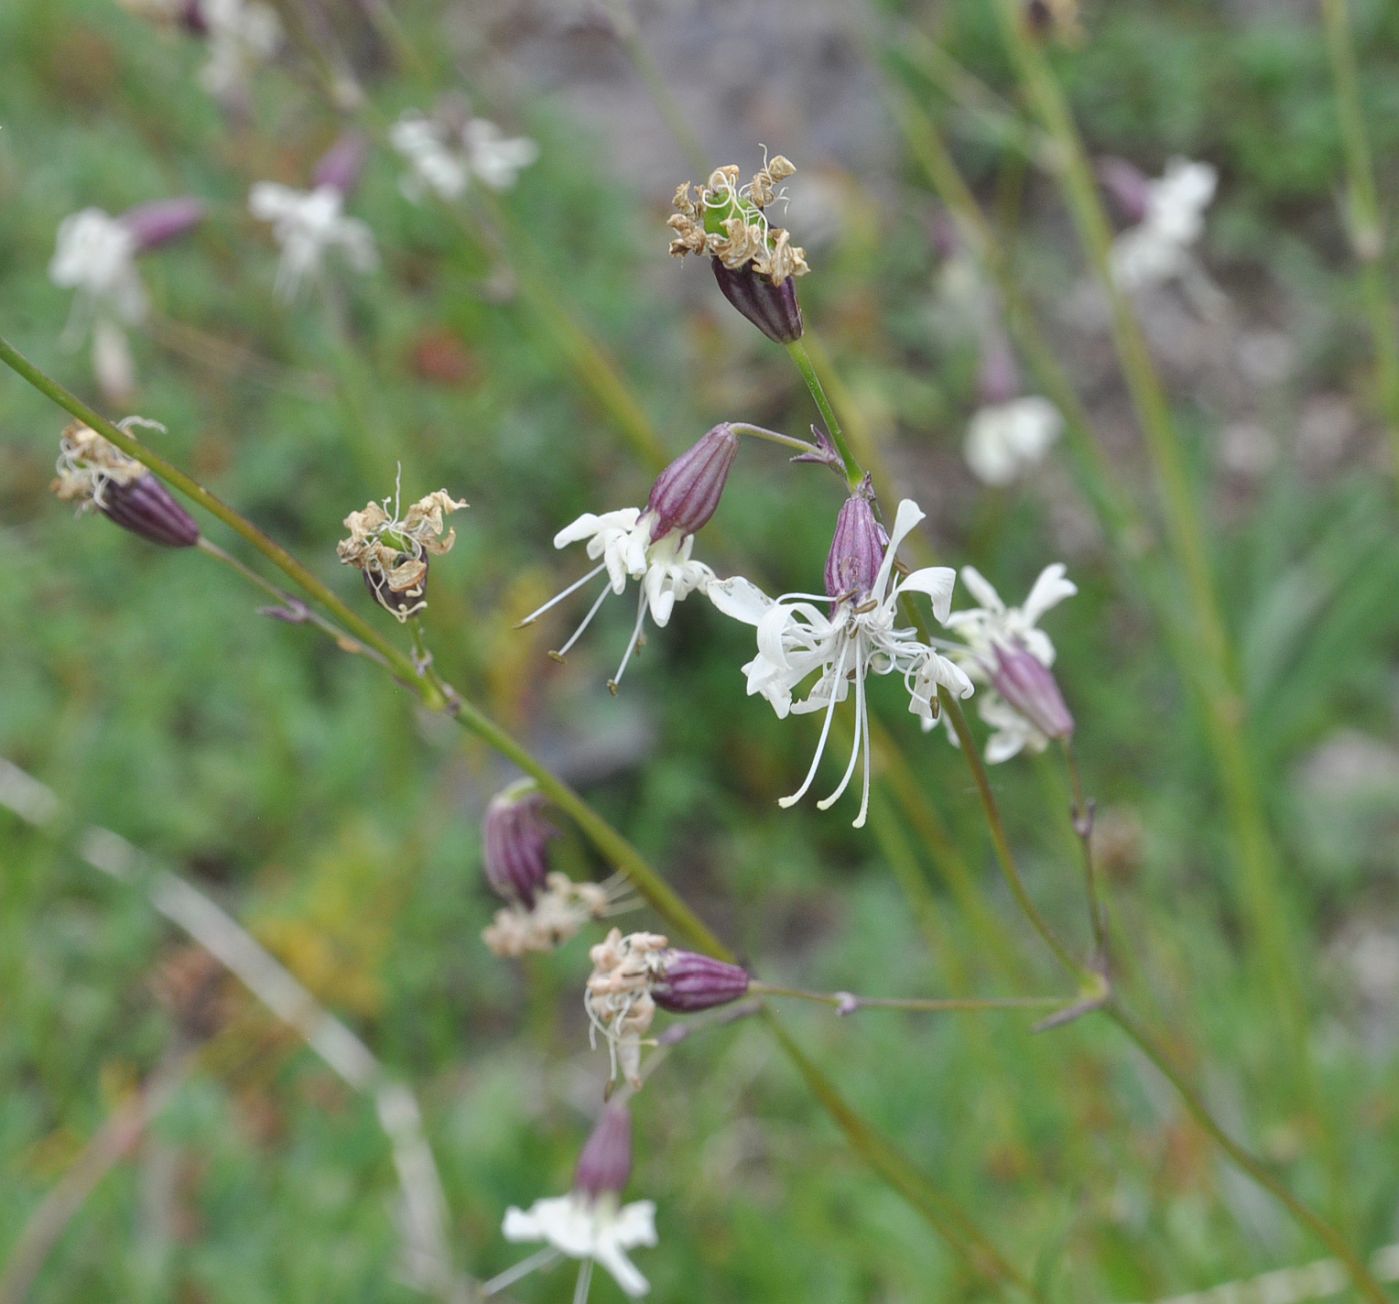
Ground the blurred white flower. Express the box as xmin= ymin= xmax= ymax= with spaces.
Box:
xmin=519 ymin=506 xmax=714 ymax=692
xmin=248 ymin=183 xmax=377 ymax=299
xmin=1110 ymin=157 xmax=1217 ymax=292
xmin=964 ymin=395 xmax=1064 ymax=486
xmin=502 ymin=1192 xmax=658 ymax=1298
xmin=49 ymin=208 xmax=146 ymax=400
xmin=390 ymin=110 xmax=539 ymax=203
xmin=942 ymin=565 xmax=1077 ymax=760
xmin=199 ymin=0 xmax=281 ymax=101
xmin=50 ymin=208 xmax=145 ymax=327
xmin=708 ymin=499 xmax=971 ymax=827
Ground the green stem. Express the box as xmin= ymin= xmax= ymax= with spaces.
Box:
xmin=750 ymin=983 xmax=1064 ymax=1013
xmin=2 ymin=335 xmax=436 ymax=704
xmin=1061 ymin=741 xmax=1107 ymax=966
xmin=1321 ymin=0 xmax=1399 ymax=478
xmin=729 ymin=422 xmax=826 ymax=456
xmin=786 ymin=339 xmax=864 ymax=490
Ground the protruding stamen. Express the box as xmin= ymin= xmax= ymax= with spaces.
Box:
xmin=554 ymin=578 xmax=615 ymax=659
xmin=778 ymin=637 xmax=850 ymax=809
xmin=518 ymin=561 xmax=608 ymax=627
xmin=608 ymin=594 xmax=649 ymax=693
xmin=817 ymin=640 xmax=865 ymax=811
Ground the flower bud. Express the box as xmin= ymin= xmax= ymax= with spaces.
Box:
xmin=977 ymin=332 xmax=1020 ymax=407
xmin=1096 ymin=157 xmax=1151 ymax=226
xmin=710 ymin=258 xmax=804 ymax=343
xmin=100 ymin=473 xmax=200 ymax=547
xmin=120 ymin=197 xmax=206 ymax=253
xmin=824 ymin=493 xmax=886 ymax=600
xmin=651 ymin=950 xmax=750 ymax=1013
xmin=645 ymin=424 xmax=739 ymax=539
xmin=482 ymin=786 xmax=555 ymax=908
xmin=313 ymin=132 xmax=370 ymax=197
xmin=574 ymin=1103 xmax=632 ymax=1199
xmin=992 ymin=645 xmax=1074 ymax=741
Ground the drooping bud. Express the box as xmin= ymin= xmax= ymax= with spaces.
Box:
xmin=313 ymin=132 xmax=370 ymax=197
xmin=710 ymin=259 xmax=804 ymax=344
xmin=482 ymin=784 xmax=555 ymax=908
xmin=121 ymin=197 xmax=207 ymax=253
xmin=100 ymin=473 xmax=200 ymax=547
xmin=651 ymin=951 xmax=750 ymax=1013
xmin=824 ymin=493 xmax=886 ymax=600
xmin=976 ymin=331 xmax=1020 ymax=407
xmin=992 ymin=646 xmax=1074 ymax=741
xmin=573 ymin=1103 xmax=633 ymax=1199
xmin=1096 ymin=157 xmax=1151 ymax=226
xmin=645 ymin=424 xmax=739 ymax=539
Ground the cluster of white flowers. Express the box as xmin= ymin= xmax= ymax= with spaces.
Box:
xmin=390 ymin=109 xmax=539 ymax=203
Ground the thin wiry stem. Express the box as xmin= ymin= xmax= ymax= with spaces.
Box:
xmin=1062 ymin=741 xmax=1107 ymax=968
xmin=748 ymin=982 xmax=1064 ymax=1014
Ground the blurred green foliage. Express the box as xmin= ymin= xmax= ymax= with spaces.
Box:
xmin=3 ymin=0 xmax=1399 ymax=1300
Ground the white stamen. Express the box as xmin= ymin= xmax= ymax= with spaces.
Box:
xmin=817 ymin=639 xmax=864 ymax=811
xmin=608 ymin=594 xmax=650 ymax=693
xmin=778 ymin=637 xmax=850 ymax=808
xmin=552 ymin=577 xmax=615 ymax=658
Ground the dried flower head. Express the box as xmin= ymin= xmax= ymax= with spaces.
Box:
xmin=336 ymin=483 xmax=467 ymax=621
xmin=52 ymin=419 xmax=200 ymax=548
xmin=668 ymin=154 xmax=808 ymax=286
xmin=481 ymin=871 xmax=622 ymax=958
xmin=583 ymin=929 xmax=750 ymax=1085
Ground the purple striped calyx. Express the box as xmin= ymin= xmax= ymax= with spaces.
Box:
xmin=651 ymin=950 xmax=750 ymax=1013
xmin=645 ymin=423 xmax=739 ymax=540
xmin=482 ymin=784 xmax=555 ymax=908
xmin=120 ymin=197 xmax=207 ymax=253
xmin=992 ymin=645 xmax=1074 ymax=741
xmin=710 ymin=258 xmax=804 ymax=343
xmin=574 ymin=1103 xmax=633 ymax=1198
xmin=824 ymin=492 xmax=887 ymax=600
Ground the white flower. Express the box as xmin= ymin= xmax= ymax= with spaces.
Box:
xmin=502 ymin=1192 xmax=658 ymax=1298
xmin=942 ymin=564 xmax=1077 ymax=760
xmin=199 ymin=0 xmax=281 ymax=101
xmin=248 ymin=183 xmax=377 ymax=300
xmin=390 ymin=110 xmax=538 ymax=203
xmin=964 ymin=396 xmax=1063 ymax=486
xmin=50 ymin=209 xmax=145 ymax=327
xmin=944 ymin=563 xmax=1075 ymax=668
xmin=520 ymin=507 xmax=714 ymax=692
xmin=1110 ymin=157 xmax=1217 ymax=291
xmin=708 ymin=500 xmax=972 ymax=827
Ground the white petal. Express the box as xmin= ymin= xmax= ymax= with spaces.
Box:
xmin=553 ymin=508 xmax=637 ymax=550
xmin=871 ymin=499 xmax=925 ymax=600
xmin=706 ymin=576 xmax=774 ymax=626
xmin=897 ymin=566 xmax=958 ymax=624
xmin=1020 ymin=563 xmax=1076 ymax=625
xmin=958 ymin=565 xmax=1003 ymax=613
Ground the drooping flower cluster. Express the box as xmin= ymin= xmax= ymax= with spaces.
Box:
xmin=584 ymin=929 xmax=750 ymax=1088
xmin=336 ymin=485 xmax=467 ymax=621
xmin=478 ymin=782 xmax=631 ymax=957
xmin=51 ymin=419 xmax=200 ymax=548
xmin=709 ymin=495 xmax=973 ymax=827
xmin=519 ymin=423 xmax=738 ymax=691
xmin=501 ymin=1103 xmax=658 ymax=1298
xmin=669 ymin=155 xmax=807 ymax=341
xmin=390 ymin=104 xmax=539 ymax=203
